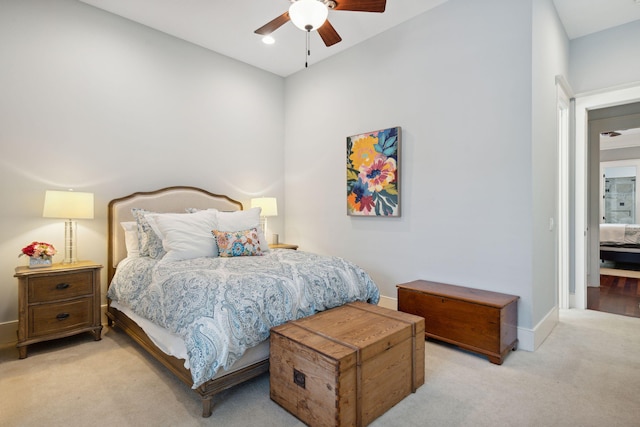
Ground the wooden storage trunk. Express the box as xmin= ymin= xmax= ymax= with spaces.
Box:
xmin=270 ymin=301 xmax=425 ymax=427
xmin=397 ymin=280 xmax=518 ymax=365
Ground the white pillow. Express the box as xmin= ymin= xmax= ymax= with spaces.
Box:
xmin=146 ymin=209 xmax=219 ymax=261
xmin=216 ymin=207 xmax=269 ymax=252
xmin=121 ymin=221 xmax=140 ymax=258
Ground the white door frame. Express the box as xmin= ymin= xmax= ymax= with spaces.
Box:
xmin=574 ymin=84 xmax=640 ymax=309
xmin=557 ymin=77 xmax=571 ymax=309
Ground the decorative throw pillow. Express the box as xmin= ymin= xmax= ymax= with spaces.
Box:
xmin=131 ymin=208 xmax=166 ymax=259
xmin=146 ymin=209 xmax=219 ymax=261
xmin=216 ymin=207 xmax=270 ymax=252
xmin=212 ymin=228 xmax=263 ymax=257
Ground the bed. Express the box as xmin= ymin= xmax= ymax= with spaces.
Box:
xmin=599 ymin=223 xmax=640 ymax=264
xmin=106 ymin=186 xmax=380 ymax=417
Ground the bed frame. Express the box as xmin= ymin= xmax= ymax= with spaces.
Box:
xmin=600 ymin=245 xmax=640 ymax=265
xmin=106 ymin=186 xmax=270 ymax=417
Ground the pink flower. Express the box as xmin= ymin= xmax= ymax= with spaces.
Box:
xmin=19 ymin=241 xmax=56 ymax=258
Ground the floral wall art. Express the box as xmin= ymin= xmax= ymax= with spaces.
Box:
xmin=347 ymin=126 xmax=400 ymax=216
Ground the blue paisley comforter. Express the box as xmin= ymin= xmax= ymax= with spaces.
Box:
xmin=107 ymin=249 xmax=379 ymax=388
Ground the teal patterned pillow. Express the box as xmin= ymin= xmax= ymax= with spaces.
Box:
xmin=131 ymin=208 xmax=166 ymax=259
xmin=212 ymin=228 xmax=263 ymax=257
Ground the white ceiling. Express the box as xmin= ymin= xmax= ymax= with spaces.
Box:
xmin=78 ymin=0 xmax=640 ymax=77
xmin=552 ymin=0 xmax=640 ymax=39
xmin=601 ymin=128 xmax=640 ymax=150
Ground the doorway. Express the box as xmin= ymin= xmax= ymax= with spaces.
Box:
xmin=571 ymin=85 xmax=640 ymax=309
xmin=574 ymin=85 xmax=640 ymax=310
xmin=592 ymin=125 xmax=640 ymax=318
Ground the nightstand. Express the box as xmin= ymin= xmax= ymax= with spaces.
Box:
xmin=15 ymin=261 xmax=103 ymax=359
xmin=269 ymin=243 xmax=299 ymax=250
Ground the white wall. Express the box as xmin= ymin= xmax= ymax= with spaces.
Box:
xmin=530 ymin=0 xmax=570 ymax=339
xmin=0 ymin=0 xmax=285 ymax=338
xmin=570 ymin=20 xmax=640 ymax=94
xmin=284 ymin=0 xmax=555 ymax=340
xmin=0 ymin=0 xmax=572 ymax=350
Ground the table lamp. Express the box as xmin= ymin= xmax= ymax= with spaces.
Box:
xmin=43 ymin=190 xmax=94 ymax=263
xmin=250 ymin=197 xmax=278 ymax=243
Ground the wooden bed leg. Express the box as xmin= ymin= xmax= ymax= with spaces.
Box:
xmin=202 ymin=396 xmax=213 ymax=418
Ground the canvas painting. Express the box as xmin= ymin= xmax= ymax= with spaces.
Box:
xmin=347 ymin=126 xmax=400 ymax=216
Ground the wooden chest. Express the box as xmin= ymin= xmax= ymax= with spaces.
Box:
xmin=270 ymin=302 xmax=425 ymax=427
xmin=397 ymin=280 xmax=518 ymax=365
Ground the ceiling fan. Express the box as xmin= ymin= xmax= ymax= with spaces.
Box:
xmin=255 ymin=0 xmax=387 ymax=47
xmin=601 ymin=131 xmax=622 ymax=137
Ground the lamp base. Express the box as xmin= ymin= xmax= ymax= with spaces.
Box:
xmin=63 ymin=219 xmax=78 ymax=264
xmin=261 ymin=216 xmax=270 ymax=245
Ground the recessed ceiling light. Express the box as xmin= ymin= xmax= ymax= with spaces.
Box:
xmin=262 ymin=36 xmax=275 ymax=45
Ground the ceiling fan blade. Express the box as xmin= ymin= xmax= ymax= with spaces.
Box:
xmin=333 ymin=0 xmax=386 ymax=13
xmin=254 ymin=11 xmax=290 ymax=36
xmin=318 ymin=20 xmax=342 ymax=47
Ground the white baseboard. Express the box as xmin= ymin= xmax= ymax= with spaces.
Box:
xmin=0 ymin=321 xmax=17 ymax=346
xmin=377 ymin=295 xmax=397 ymax=310
xmin=516 ymin=306 xmax=559 ymax=352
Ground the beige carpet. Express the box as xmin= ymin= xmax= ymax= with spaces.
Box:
xmin=1 ymin=309 xmax=639 ymax=427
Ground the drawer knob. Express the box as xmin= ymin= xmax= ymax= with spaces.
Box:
xmin=56 ymin=313 xmax=70 ymax=321
xmin=56 ymin=283 xmax=70 ymax=290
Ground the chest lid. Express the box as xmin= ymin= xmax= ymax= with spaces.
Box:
xmin=275 ymin=302 xmax=413 ymax=364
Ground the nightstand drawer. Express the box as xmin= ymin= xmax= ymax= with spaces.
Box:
xmin=29 ymin=298 xmax=92 ymax=337
xmin=28 ymin=271 xmax=93 ymax=303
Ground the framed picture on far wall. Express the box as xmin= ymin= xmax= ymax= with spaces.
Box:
xmin=347 ymin=126 xmax=400 ymax=217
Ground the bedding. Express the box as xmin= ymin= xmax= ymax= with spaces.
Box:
xmin=132 ymin=208 xmax=166 ymax=259
xmin=212 ymin=228 xmax=263 ymax=257
xmin=109 ymin=298 xmax=271 ymax=374
xmin=217 ymin=207 xmax=270 ymax=252
xmin=600 ymin=224 xmax=640 ymax=264
xmin=121 ymin=221 xmax=140 ymax=258
xmin=600 ymin=223 xmax=640 ymax=245
xmin=107 ymin=249 xmax=380 ymax=388
xmin=146 ymin=209 xmax=220 ymax=261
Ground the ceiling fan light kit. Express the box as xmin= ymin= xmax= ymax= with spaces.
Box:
xmin=289 ymin=0 xmax=329 ymax=31
xmin=255 ymin=0 xmax=387 ymax=46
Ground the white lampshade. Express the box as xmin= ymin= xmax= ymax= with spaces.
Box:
xmin=43 ymin=190 xmax=94 ymax=219
xmin=251 ymin=197 xmax=278 ymax=217
xmin=289 ymin=0 xmax=328 ymax=31
xmin=43 ymin=190 xmax=94 ymax=264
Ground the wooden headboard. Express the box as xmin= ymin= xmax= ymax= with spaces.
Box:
xmin=107 ymin=186 xmax=243 ymax=282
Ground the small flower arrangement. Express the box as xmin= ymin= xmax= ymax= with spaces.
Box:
xmin=19 ymin=241 xmax=57 ymax=259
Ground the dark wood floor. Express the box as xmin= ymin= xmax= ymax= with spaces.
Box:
xmin=589 ymin=275 xmax=640 ymax=318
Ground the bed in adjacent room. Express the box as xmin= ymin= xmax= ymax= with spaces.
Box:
xmin=599 ymin=223 xmax=640 ymax=264
xmin=106 ymin=186 xmax=380 ymax=417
